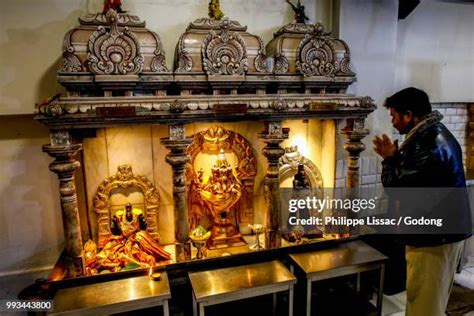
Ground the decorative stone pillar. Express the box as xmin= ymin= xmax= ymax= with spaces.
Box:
xmin=161 ymin=124 xmax=192 ymax=262
xmin=341 ymin=118 xmax=369 ymax=236
xmin=341 ymin=118 xmax=369 ymax=188
xmin=259 ymin=121 xmax=289 ymax=248
xmin=42 ymin=130 xmax=83 ymax=278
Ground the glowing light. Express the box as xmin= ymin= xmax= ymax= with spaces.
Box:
xmin=291 ymin=136 xmax=308 ymax=157
xmin=128 ymin=278 xmax=136 ymax=299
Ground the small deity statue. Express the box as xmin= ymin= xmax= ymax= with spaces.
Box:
xmin=111 ymin=202 xmax=147 ymax=236
xmin=286 ymin=0 xmax=309 ymax=24
xmin=103 ymin=0 xmax=125 ymax=14
xmin=84 ymin=203 xmax=170 ymax=275
xmin=208 ymin=0 xmax=224 ymax=20
xmin=111 ymin=203 xmax=170 ymax=260
xmin=293 ymin=163 xmax=309 ymax=189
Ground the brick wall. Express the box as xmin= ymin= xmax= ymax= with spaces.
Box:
xmin=433 ymin=103 xmax=468 ymax=165
xmin=466 ymin=104 xmax=474 ymax=172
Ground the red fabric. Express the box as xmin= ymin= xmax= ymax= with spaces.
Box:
xmin=103 ymin=0 xmax=123 ymax=14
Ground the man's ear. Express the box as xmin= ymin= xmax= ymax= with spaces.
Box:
xmin=404 ymin=110 xmax=414 ymax=121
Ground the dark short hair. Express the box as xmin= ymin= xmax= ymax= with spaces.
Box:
xmin=384 ymin=87 xmax=432 ymax=117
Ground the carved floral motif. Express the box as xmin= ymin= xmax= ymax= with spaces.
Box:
xmin=338 ymin=40 xmax=354 ymax=75
xmin=61 ymin=30 xmax=83 ymax=73
xmin=87 ymin=10 xmax=144 ymax=75
xmin=274 ymin=22 xmax=329 ymax=37
xmin=150 ymin=31 xmax=168 ymax=72
xmin=175 ymin=34 xmax=193 ymax=73
xmin=254 ymin=36 xmax=271 ymax=73
xmin=271 ymin=98 xmax=288 ymax=111
xmin=187 ymin=18 xmax=247 ymax=32
xmin=274 ymin=54 xmax=289 ymax=74
xmin=360 ymin=96 xmax=375 ymax=108
xmin=202 ymin=17 xmax=248 ymax=76
xmin=296 ymin=33 xmax=335 ymax=77
xmin=169 ymin=100 xmax=187 ymax=113
xmin=169 ymin=125 xmax=185 ymax=141
xmin=79 ymin=13 xmax=145 ymax=27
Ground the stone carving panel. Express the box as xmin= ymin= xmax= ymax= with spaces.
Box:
xmin=87 ymin=10 xmax=144 ymax=75
xmin=202 ymin=17 xmax=248 ymax=76
xmin=175 ymin=34 xmax=193 ymax=73
xmin=61 ymin=30 xmax=83 ymax=73
xmin=150 ymin=31 xmax=169 ymax=72
xmin=274 ymin=54 xmax=289 ymax=74
xmin=296 ymin=33 xmax=335 ymax=77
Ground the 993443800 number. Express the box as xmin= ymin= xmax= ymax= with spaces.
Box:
xmin=0 ymin=300 xmax=53 ymax=312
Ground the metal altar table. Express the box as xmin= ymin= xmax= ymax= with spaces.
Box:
xmin=288 ymin=240 xmax=387 ymax=316
xmin=189 ymin=260 xmax=297 ymax=316
xmin=49 ymin=273 xmax=171 ymax=316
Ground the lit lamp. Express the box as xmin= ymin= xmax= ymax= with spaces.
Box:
xmin=148 ymin=267 xmax=161 ymax=281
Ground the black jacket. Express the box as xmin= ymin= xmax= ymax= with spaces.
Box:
xmin=381 ymin=111 xmax=472 ymax=247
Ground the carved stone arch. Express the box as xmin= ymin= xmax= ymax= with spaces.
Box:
xmin=92 ymin=165 xmax=160 ymax=248
xmin=201 ymin=17 xmax=248 ymax=76
xmin=87 ymin=10 xmax=144 ymax=75
xmin=279 ymin=146 xmax=323 ymax=188
xmin=296 ymin=32 xmax=336 ymax=77
xmin=186 ymin=126 xmax=257 ymax=230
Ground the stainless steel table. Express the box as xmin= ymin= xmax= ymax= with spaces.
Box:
xmin=50 ymin=273 xmax=171 ymax=315
xmin=288 ymin=240 xmax=387 ymax=316
xmin=189 ymin=260 xmax=297 ymax=316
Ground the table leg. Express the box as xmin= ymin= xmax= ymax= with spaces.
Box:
xmin=306 ymin=278 xmax=312 ymax=316
xmin=376 ymin=264 xmax=385 ymax=316
xmin=199 ymin=303 xmax=205 ymax=316
xmin=273 ymin=292 xmax=277 ymax=314
xmin=289 ymin=285 xmax=294 ymax=316
xmin=356 ymin=272 xmax=361 ymax=294
xmin=163 ymin=299 xmax=169 ymax=316
xmin=192 ymin=293 xmax=197 ymax=316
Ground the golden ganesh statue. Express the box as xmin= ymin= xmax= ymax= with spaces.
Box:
xmin=84 ymin=203 xmax=170 ymax=275
xmin=199 ymin=149 xmax=245 ymax=248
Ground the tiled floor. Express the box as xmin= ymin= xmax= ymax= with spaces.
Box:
xmin=455 ymin=256 xmax=474 ymax=290
xmin=370 ymin=292 xmax=406 ymax=316
xmin=368 ymin=256 xmax=474 ymax=316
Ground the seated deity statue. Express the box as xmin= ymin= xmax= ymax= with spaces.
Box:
xmin=111 ymin=202 xmax=171 ymax=260
xmin=84 ymin=202 xmax=170 ymax=275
